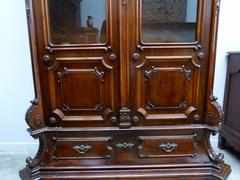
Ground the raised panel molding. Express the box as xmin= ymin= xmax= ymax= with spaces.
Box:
xmin=137 ymin=134 xmax=198 ymax=159
xmin=44 ymin=56 xmax=115 ymax=123
xmin=51 ymin=137 xmax=113 ymax=160
xmin=135 ymin=56 xmax=200 ymax=119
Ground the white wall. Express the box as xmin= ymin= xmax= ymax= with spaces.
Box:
xmin=0 ymin=0 xmax=239 ymax=144
xmin=0 ymin=1 xmax=35 ymax=144
xmin=214 ymin=0 xmax=240 ymax=106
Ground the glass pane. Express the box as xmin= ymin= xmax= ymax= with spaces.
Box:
xmin=48 ymin=0 xmax=107 ymax=45
xmin=141 ymin=0 xmax=198 ymax=43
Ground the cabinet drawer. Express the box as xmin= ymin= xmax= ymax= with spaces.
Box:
xmin=137 ymin=135 xmax=198 ymax=158
xmin=51 ymin=137 xmax=113 ymax=160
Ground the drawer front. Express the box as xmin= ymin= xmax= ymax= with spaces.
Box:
xmin=137 ymin=135 xmax=198 ymax=158
xmin=51 ymin=137 xmax=112 ymax=160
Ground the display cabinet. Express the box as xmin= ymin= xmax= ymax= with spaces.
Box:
xmin=20 ymin=0 xmax=231 ymax=179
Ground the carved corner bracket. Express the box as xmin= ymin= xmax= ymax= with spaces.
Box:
xmin=25 ymin=99 xmax=43 ymax=130
xmin=206 ymin=94 xmax=223 ymax=126
xmin=205 ymin=131 xmax=225 ymax=167
xmin=26 ymin=135 xmax=47 ymax=168
xmin=185 ymin=106 xmax=201 ymax=122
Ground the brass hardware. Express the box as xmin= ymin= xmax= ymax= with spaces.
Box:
xmin=132 ymin=53 xmax=140 ymax=61
xmin=73 ymin=144 xmax=92 ymax=154
xmin=49 ymin=117 xmax=56 ymax=124
xmin=116 ymin=142 xmax=134 ymax=149
xmin=109 ymin=53 xmax=117 ymax=62
xmin=159 ymin=143 xmax=178 ymax=153
xmin=43 ymin=55 xmax=50 ymax=62
xmin=132 ymin=116 xmax=139 ymax=123
xmin=193 ymin=114 xmax=201 ymax=121
xmin=197 ymin=52 xmax=205 ymax=60
xmin=111 ymin=116 xmax=117 ymax=124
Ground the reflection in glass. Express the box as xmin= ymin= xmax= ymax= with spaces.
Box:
xmin=141 ymin=0 xmax=198 ymax=43
xmin=48 ymin=0 xmax=106 ymax=45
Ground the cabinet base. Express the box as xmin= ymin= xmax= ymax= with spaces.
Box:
xmin=20 ymin=164 xmax=231 ymax=180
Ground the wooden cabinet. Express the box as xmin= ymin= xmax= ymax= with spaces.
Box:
xmin=219 ymin=52 xmax=240 ymax=153
xmin=20 ymin=0 xmax=231 ymax=179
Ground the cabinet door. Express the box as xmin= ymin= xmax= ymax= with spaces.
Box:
xmin=129 ymin=0 xmax=212 ymax=126
xmin=36 ymin=0 xmax=120 ymax=127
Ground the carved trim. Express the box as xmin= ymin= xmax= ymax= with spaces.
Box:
xmin=62 ymin=104 xmax=103 ymax=113
xmin=144 ymin=65 xmax=192 ymax=82
xmin=205 ymin=131 xmax=225 ymax=167
xmin=207 ymin=94 xmax=223 ymax=126
xmin=116 ymin=142 xmax=135 ymax=149
xmin=26 ymin=135 xmax=47 ymax=168
xmin=147 ymin=101 xmax=187 ymax=110
xmin=57 ymin=67 xmax=105 ymax=84
xmin=119 ymin=108 xmax=132 ymax=128
xmin=25 ymin=99 xmax=42 ymax=130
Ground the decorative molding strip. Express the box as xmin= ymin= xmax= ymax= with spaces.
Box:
xmin=62 ymin=104 xmax=103 ymax=113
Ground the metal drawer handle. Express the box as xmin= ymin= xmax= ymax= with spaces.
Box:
xmin=159 ymin=143 xmax=178 ymax=153
xmin=116 ymin=142 xmax=135 ymax=149
xmin=73 ymin=144 xmax=92 ymax=154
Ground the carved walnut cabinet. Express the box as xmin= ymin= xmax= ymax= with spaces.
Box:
xmin=20 ymin=0 xmax=231 ymax=179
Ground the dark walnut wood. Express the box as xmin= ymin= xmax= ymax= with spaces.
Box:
xmin=20 ymin=0 xmax=231 ymax=179
xmin=219 ymin=52 xmax=240 ymax=153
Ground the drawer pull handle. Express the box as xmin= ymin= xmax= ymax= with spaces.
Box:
xmin=73 ymin=144 xmax=92 ymax=154
xmin=116 ymin=142 xmax=134 ymax=149
xmin=159 ymin=143 xmax=178 ymax=153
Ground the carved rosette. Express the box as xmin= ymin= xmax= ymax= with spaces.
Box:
xmin=25 ymin=99 xmax=43 ymax=130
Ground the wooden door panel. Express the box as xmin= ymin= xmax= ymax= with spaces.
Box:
xmin=129 ymin=0 xmax=209 ymax=125
xmin=38 ymin=0 xmax=120 ymax=127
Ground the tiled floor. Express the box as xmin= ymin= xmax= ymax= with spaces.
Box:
xmin=0 ymin=136 xmax=239 ymax=180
